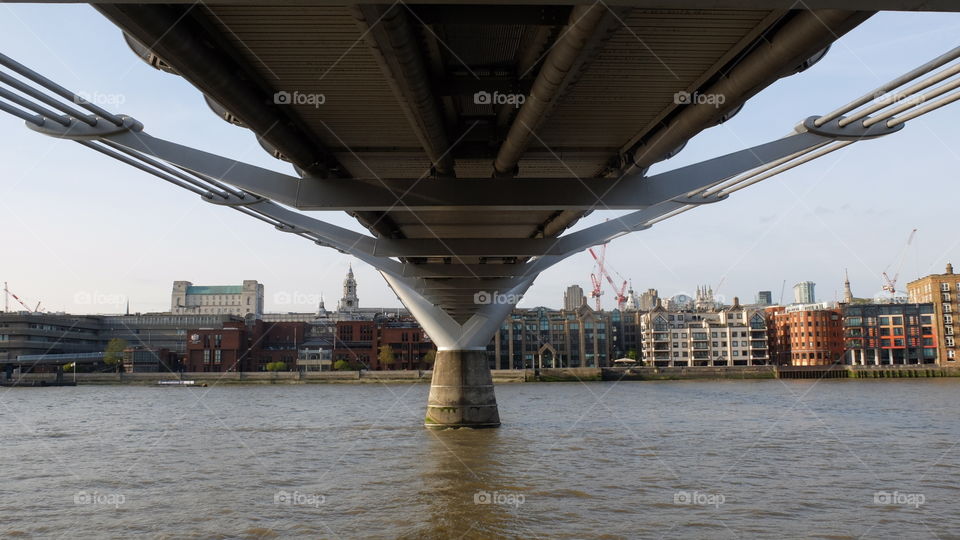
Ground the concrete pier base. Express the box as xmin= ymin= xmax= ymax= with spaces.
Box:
xmin=425 ymin=349 xmax=500 ymax=428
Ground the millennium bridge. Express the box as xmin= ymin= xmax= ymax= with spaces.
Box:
xmin=1 ymin=1 xmax=959 ymax=426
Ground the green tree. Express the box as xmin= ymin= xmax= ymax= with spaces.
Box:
xmin=103 ymin=338 xmax=128 ymax=373
xmin=265 ymin=361 xmax=287 ymax=372
xmin=422 ymin=350 xmax=436 ymax=366
xmin=378 ymin=345 xmax=396 ymax=369
xmin=333 ymin=359 xmax=353 ymax=371
xmin=626 ymin=349 xmax=638 ymax=360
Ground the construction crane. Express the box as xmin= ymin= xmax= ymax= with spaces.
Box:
xmin=881 ymin=228 xmax=918 ymax=296
xmin=3 ymin=281 xmax=41 ymax=312
xmin=588 ymin=245 xmax=606 ymax=310
xmin=588 ymin=244 xmax=628 ymax=310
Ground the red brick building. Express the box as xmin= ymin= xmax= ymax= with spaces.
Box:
xmin=767 ymin=304 xmax=844 ymax=366
xmin=333 ymin=319 xmax=434 ymax=370
xmin=252 ymin=321 xmax=306 ymax=370
xmin=184 ymin=321 xmax=306 ymax=372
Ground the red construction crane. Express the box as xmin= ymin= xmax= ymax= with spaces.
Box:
xmin=3 ymin=282 xmax=41 ymax=312
xmin=881 ymin=228 xmax=917 ymax=296
xmin=588 ymin=245 xmax=606 ymax=310
xmin=588 ymin=245 xmax=629 ymax=310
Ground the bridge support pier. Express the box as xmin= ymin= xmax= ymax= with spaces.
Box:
xmin=426 ymin=349 xmax=500 ymax=428
xmin=381 ymin=272 xmax=534 ymax=429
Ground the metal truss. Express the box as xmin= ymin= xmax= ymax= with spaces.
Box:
xmin=2 ymin=47 xmax=959 ymax=346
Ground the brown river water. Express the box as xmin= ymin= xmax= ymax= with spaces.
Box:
xmin=1 ymin=379 xmax=958 ymax=539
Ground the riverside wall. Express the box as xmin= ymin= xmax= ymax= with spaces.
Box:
xmin=4 ymin=365 xmax=959 ymax=386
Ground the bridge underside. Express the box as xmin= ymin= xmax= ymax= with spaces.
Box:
xmin=95 ymin=4 xmax=871 ymax=321
xmin=2 ymin=3 xmax=960 ymax=426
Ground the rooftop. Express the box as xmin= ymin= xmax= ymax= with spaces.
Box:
xmin=185 ymin=286 xmax=244 ymax=295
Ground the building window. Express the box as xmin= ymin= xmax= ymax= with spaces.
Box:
xmin=215 ymin=350 xmax=222 ymax=364
xmin=203 ymin=350 xmax=210 ymax=364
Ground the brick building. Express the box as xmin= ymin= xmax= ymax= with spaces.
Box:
xmin=332 ymin=318 xmax=433 ymax=370
xmin=767 ymin=303 xmax=844 ymax=366
xmin=184 ymin=321 xmax=306 ymax=372
xmin=907 ymin=263 xmax=960 ymax=365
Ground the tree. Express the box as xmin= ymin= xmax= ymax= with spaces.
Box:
xmin=333 ymin=359 xmax=353 ymax=371
xmin=378 ymin=345 xmax=396 ymax=369
xmin=422 ymin=350 xmax=436 ymax=366
xmin=626 ymin=349 xmax=638 ymax=360
xmin=103 ymin=338 xmax=128 ymax=373
xmin=265 ymin=361 xmax=287 ymax=372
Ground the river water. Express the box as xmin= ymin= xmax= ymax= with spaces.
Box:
xmin=1 ymin=379 xmax=958 ymax=539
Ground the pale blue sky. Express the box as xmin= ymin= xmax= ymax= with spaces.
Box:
xmin=1 ymin=5 xmax=959 ymax=314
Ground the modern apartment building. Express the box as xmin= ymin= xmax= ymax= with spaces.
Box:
xmin=638 ymin=299 xmax=770 ymax=367
xmin=843 ymin=303 xmax=937 ymax=365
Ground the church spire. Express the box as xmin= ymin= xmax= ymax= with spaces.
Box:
xmin=338 ymin=264 xmax=359 ymax=313
xmin=843 ymin=268 xmax=854 ymax=304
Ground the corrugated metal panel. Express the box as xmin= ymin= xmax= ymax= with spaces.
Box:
xmin=435 ymin=24 xmax=527 ymax=67
xmin=197 ymin=6 xmax=778 ymax=240
xmin=538 ymin=10 xmax=773 ymax=151
xmin=206 ymin=5 xmax=427 ymax=173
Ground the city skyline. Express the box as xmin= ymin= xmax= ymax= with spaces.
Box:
xmin=1 ymin=264 xmax=924 ymax=316
xmin=2 ymin=6 xmax=959 ymax=315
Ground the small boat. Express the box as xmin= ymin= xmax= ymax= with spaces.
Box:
xmin=158 ymin=380 xmax=196 ymax=386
